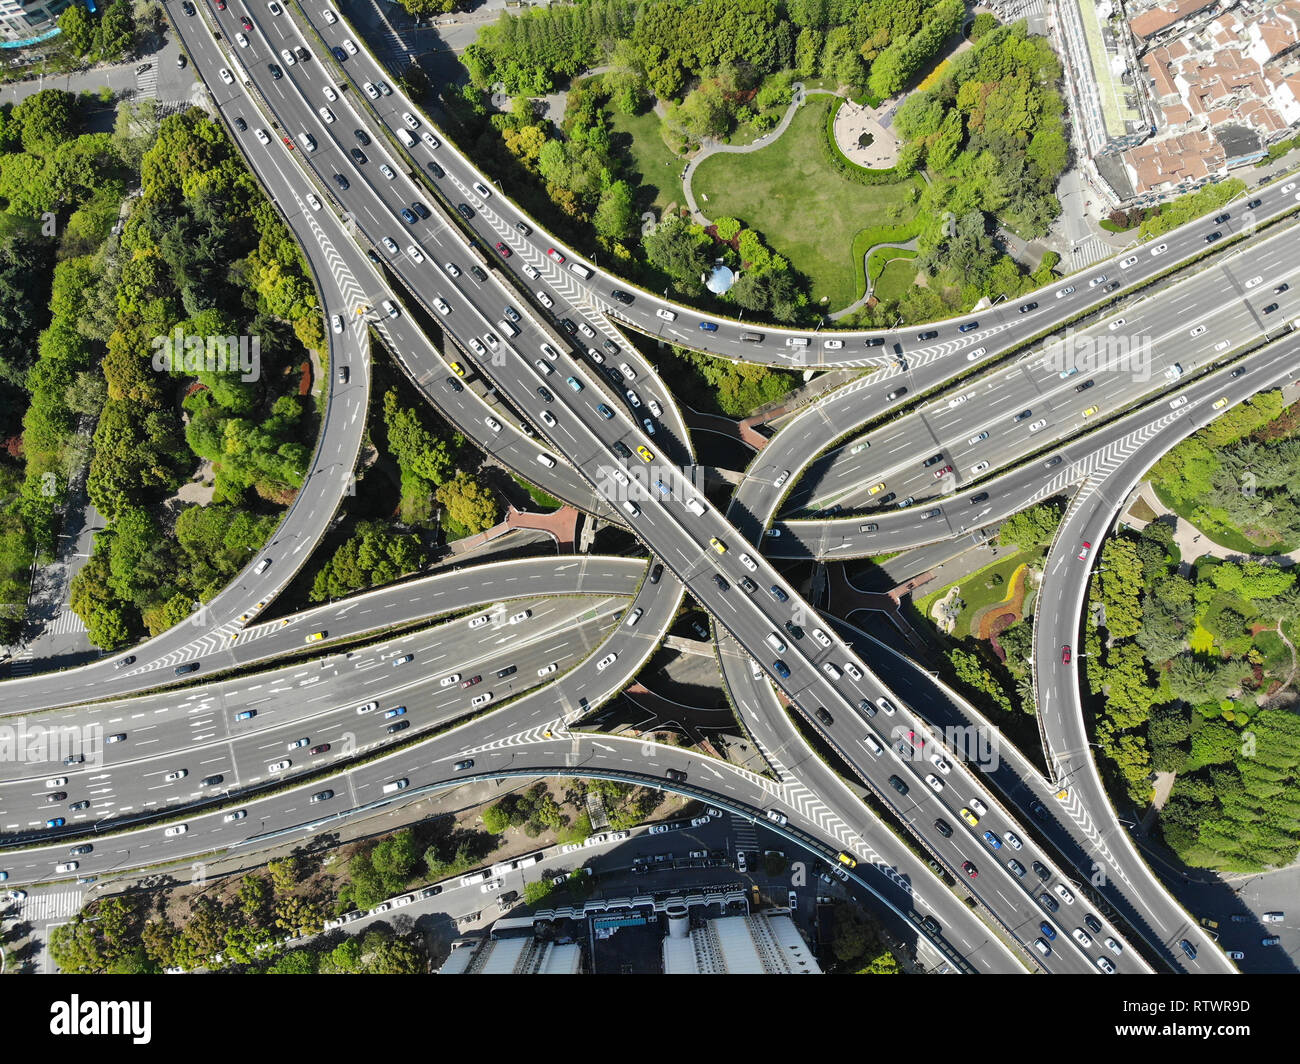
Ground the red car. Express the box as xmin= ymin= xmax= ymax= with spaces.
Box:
xmin=460 ymin=675 xmax=482 ymax=689
xmin=1061 ymin=645 xmax=1071 ymax=664
xmin=1077 ymin=540 xmax=1091 ymax=560
xmin=216 ymin=0 xmax=226 ymax=7
xmin=906 ymin=730 xmax=924 ymax=749
xmin=282 ymin=136 xmax=294 ymax=150
xmin=494 ymin=242 xmax=511 ymax=258
xmin=962 ymin=861 xmax=978 ymax=879
xmin=933 ymin=465 xmax=953 ymax=479
xmin=240 ymin=15 xmax=252 ymax=29
xmin=309 ymin=743 xmax=330 ymax=755
xmin=547 ymin=247 xmax=565 ymax=264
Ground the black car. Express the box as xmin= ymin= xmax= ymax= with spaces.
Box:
xmin=922 ymin=452 xmax=944 ymax=467
xmin=1085 ymin=914 xmax=1102 ymax=934
xmin=333 ymin=173 xmax=350 ymax=190
xmin=1275 ymin=282 xmax=1289 ymax=294
xmin=350 ymin=148 xmax=367 ymax=164
xmin=181 ymin=0 xmax=195 ymax=12
xmin=884 ymin=387 xmax=906 ymax=401
xmin=1039 ymin=893 xmax=1059 ymax=913
xmin=332 ymin=46 xmax=347 ymax=61
xmin=1213 ymin=213 xmax=1230 ymax=224
xmin=516 ymin=220 xmax=532 ymax=236
xmin=784 ymin=620 xmax=803 ymax=639
xmin=69 ymin=800 xmax=91 ymax=811
xmin=606 ymin=367 xmax=623 ymax=386
xmin=665 ymin=768 xmax=687 ymax=782
xmin=1013 ymin=408 xmax=1033 ymax=422
xmin=386 ymin=720 xmax=409 ymax=734
xmin=1230 ymin=366 xmax=1246 ymax=378
xmin=233 ymin=116 xmax=247 ymax=132
xmin=354 ymin=129 xmax=371 ymax=146
xmin=1042 ymin=457 xmax=1062 ymax=469
xmin=888 ymin=775 xmax=909 ymax=795
xmin=427 ymin=160 xmax=445 ymax=179
xmin=1075 ymin=379 xmax=1094 ymax=392
xmin=267 ymin=63 xmax=282 ymax=79
xmin=469 ymin=265 xmax=488 ymax=283
xmin=815 ymin=707 xmax=834 ymax=726
xmin=649 ymin=563 xmax=663 ymax=584
xmin=1032 ymin=860 xmax=1051 ymax=880
xmin=611 ymin=289 xmax=634 ymax=305
xmin=611 ymin=440 xmax=632 ymax=459
xmin=311 ymin=790 xmax=334 ymax=803
xmin=456 ymin=203 xmax=474 ymax=221
xmin=445 ymin=377 xmax=463 ymax=392
xmin=740 ymin=576 xmax=757 ymax=593
xmin=934 ymin=818 xmax=953 ymax=838
xmin=560 ymin=319 xmax=577 ymax=335
xmin=496 ymin=665 xmax=516 ymax=678
xmin=865 ymin=337 xmax=885 ymax=346
xmin=69 ymin=844 xmax=93 ymax=856
xmin=175 ymin=662 xmax=199 ymax=676
xmin=1205 ymin=231 xmax=1221 ymax=243
xmin=921 ymin=915 xmax=941 ymax=935
xmin=969 ymin=492 xmax=989 ymax=504
xmin=46 ymin=792 xmax=67 ymax=802
xmin=1263 ymin=302 xmax=1279 ymax=314
xmin=1247 ymin=198 xmax=1262 ymax=209
xmin=453 ymin=759 xmax=474 ymax=772
xmin=294 ymin=45 xmax=309 ymax=62
xmin=916 ymin=330 xmax=938 ymax=341
xmin=411 ymin=201 xmax=430 ymax=219
xmin=857 ymin=699 xmax=877 ymax=718
xmin=366 ymin=249 xmax=381 ymax=265
xmin=1103 ymin=280 xmax=1120 ymax=292
xmin=958 ymin=321 xmax=979 ymax=332
xmin=768 ymin=584 xmax=789 ymax=603
xmin=114 ymin=655 xmax=136 ymax=670
xmin=1019 ymin=301 xmax=1038 ymax=313
xmin=878 ymin=492 xmax=896 ymax=506
xmin=713 ymin=573 xmax=729 ymax=591
xmin=602 ymin=339 xmax=620 ymax=356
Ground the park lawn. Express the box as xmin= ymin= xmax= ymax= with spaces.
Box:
xmin=692 ymin=96 xmax=920 ymax=311
xmin=1255 ymin=628 xmax=1291 ymax=678
xmin=873 ymin=255 xmax=919 ymax=302
xmin=609 ymin=108 xmax=683 ymax=213
xmin=914 ymin=549 xmax=1040 ymax=639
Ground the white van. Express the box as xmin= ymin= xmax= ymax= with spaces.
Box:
xmin=656 ymin=308 xmax=677 ymax=321
xmin=765 ymin=632 xmax=786 ymax=653
xmin=862 ymin=734 xmax=883 ymax=756
xmin=536 ymin=453 xmax=556 ymax=468
xmin=497 ymin=319 xmax=519 ymax=338
xmin=300 ymin=132 xmax=316 ymax=152
xmin=685 ymin=498 xmax=705 ymax=516
xmin=569 ymin=262 xmax=593 ymax=279
xmin=786 ymin=336 xmax=810 ymax=347
xmin=622 ymin=500 xmax=640 ymax=517
xmin=396 ymin=129 xmax=415 ymax=147
xmin=822 ymin=662 xmax=842 ymax=680
xmin=382 ymin=779 xmax=409 ymax=794
xmin=381 ymin=300 xmax=399 ymax=319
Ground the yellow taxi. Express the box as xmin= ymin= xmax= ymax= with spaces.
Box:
xmin=836 ymin=851 xmax=858 ymax=869
xmin=305 ymin=631 xmax=326 ymax=643
xmin=868 ymin=482 xmax=886 ymax=495
xmin=636 ymin=445 xmax=654 ymax=462
xmin=449 ymin=361 xmax=466 ymax=377
xmin=709 ymin=537 xmax=727 ymax=554
xmin=1212 ymin=396 xmax=1229 ymax=410
xmin=1082 ymin=406 xmax=1098 ymax=418
xmin=959 ymin=807 xmax=980 ymax=827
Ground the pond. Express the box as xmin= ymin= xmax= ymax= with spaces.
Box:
xmin=856 ymin=131 xmax=875 ymax=149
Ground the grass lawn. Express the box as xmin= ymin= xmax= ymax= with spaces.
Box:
xmin=1255 ymin=628 xmax=1291 ymax=677
xmin=692 ymin=96 xmax=921 ymax=311
xmin=873 ymin=256 xmax=920 ymax=302
xmin=914 ymin=549 xmax=1041 ymax=639
xmin=511 ymin=473 xmax=562 ymax=511
xmin=609 ymin=108 xmax=684 ymax=213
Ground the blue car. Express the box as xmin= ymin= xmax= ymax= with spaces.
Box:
xmin=698 ymin=321 xmax=718 ymax=332
xmin=1040 ymin=921 xmax=1057 ymax=940
xmin=383 ymin=706 xmax=407 ymax=720
xmin=332 ymin=46 xmax=346 ymax=61
xmin=596 ymin=403 xmax=614 ymax=419
xmin=983 ymin=830 xmax=1002 ymax=849
xmin=46 ymin=818 xmax=65 ymax=828
xmin=773 ymin=660 xmax=790 ymax=679
xmin=959 ymin=321 xmax=979 ymax=333
xmin=565 ymin=376 xmax=583 ymax=392
xmin=235 ymin=710 xmax=256 ymax=721
xmin=400 ymin=208 xmax=417 ymax=224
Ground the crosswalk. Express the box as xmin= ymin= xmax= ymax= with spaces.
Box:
xmin=1067 ymin=235 xmax=1112 ymax=270
xmin=135 ymin=64 xmax=158 ymax=98
xmin=6 ymin=648 xmax=33 ymax=678
xmin=47 ymin=610 xmax=87 ymax=637
xmin=14 ymin=889 xmax=81 ymax=923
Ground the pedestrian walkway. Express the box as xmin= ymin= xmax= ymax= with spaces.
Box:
xmin=1122 ymin=481 xmax=1300 ymax=568
xmin=135 ymin=63 xmax=158 ymax=98
xmin=6 ymin=648 xmax=34 ymax=678
xmin=47 ymin=610 xmax=87 ymax=637
xmin=15 ymin=889 xmax=81 ymax=923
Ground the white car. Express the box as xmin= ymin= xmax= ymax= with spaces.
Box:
xmin=330 ymin=314 xmax=343 ymax=334
xmin=691 ymin=815 xmax=711 ymax=827
xmin=948 ymin=394 xmax=969 ymax=408
xmin=322 ymin=84 xmax=338 ymax=102
xmin=470 ymin=693 xmax=493 ymax=707
xmin=924 ymin=774 xmax=944 ymax=793
xmin=281 ymin=48 xmax=296 ymax=66
xmin=224 ymin=810 xmax=247 ymax=822
xmin=1214 ymin=340 xmax=1230 ymax=351
xmin=267 ymin=1 xmax=281 ymax=13
xmin=254 ymin=128 xmax=270 ymax=145
xmin=1055 ymin=286 xmax=1074 ymax=298
xmin=738 ymin=553 xmax=757 ymax=572
xmin=444 ymin=262 xmax=461 ymax=278
xmin=1169 ymin=396 xmax=1188 ymax=409
xmin=55 ymin=862 xmax=79 ymax=874
xmin=965 ymin=347 xmax=987 ymax=361
xmin=235 ymin=32 xmax=248 ymax=47
xmin=370 ymin=902 xmax=392 ymax=915
xmin=1004 ymin=831 xmax=1023 ymax=850
xmin=421 ymin=132 xmax=439 ymax=150
xmin=540 ymin=343 xmax=559 ymax=361
xmin=439 ymin=674 xmax=461 ymax=688
xmin=969 ymin=798 xmax=988 ymax=816
xmin=1028 ymin=419 xmax=1046 ymax=432
xmin=970 ymin=460 xmax=989 ymax=474
xmin=356 ymin=701 xmax=378 ymax=714
xmin=929 ymin=753 xmax=950 ymax=774
xmin=468 ymin=615 xmax=490 ymax=629
xmin=508 ymin=610 xmax=531 ymax=624
xmin=1053 ymin=883 xmax=1075 ymax=905
xmin=342 ymin=38 xmax=358 ymax=55
xmin=473 ymin=181 xmax=492 ymax=199
xmin=1108 ymin=318 xmax=1126 ymax=331
xmin=268 ymin=759 xmax=291 ymax=772
xmin=219 ymin=67 xmax=234 ymax=84
xmin=1119 ymin=255 xmax=1138 ymax=269
xmin=812 ymin=628 xmax=831 ymax=648
xmin=843 ymin=662 xmax=862 ymax=680
xmin=382 ymin=237 xmax=398 ymax=255
xmin=578 ymin=322 xmax=595 ymax=339
xmin=318 ymin=106 xmax=335 ymax=123
xmin=609 ymin=468 xmax=628 ymax=486
xmin=538 ymin=663 xmax=558 ymax=676
xmin=164 ymin=769 xmax=188 ymax=782
xmin=648 ymin=399 xmax=663 ymax=418
xmin=379 ymin=164 xmax=395 ymax=180
xmin=407 ymin=246 xmax=424 ymax=264
xmin=402 ymin=111 xmax=420 ymax=129
xmin=306 ymin=193 xmax=322 ymax=212
xmin=1189 ymin=324 xmax=1205 ymax=337
xmin=536 ymin=291 xmax=554 ymax=308
xmin=523 ymin=264 xmax=539 ymax=280
xmin=541 ymin=410 xmax=556 ymax=427
xmin=534 ymin=359 xmax=553 ymax=376
xmin=1149 ymin=243 xmax=1168 ymax=256
xmin=596 ymin=653 xmax=617 ymax=670
xmin=1244 ymin=275 xmax=1263 ymax=289
xmin=484 ymin=416 xmax=502 ymax=433
xmin=468 ymin=338 xmax=486 ymax=357
xmin=483 ymin=332 xmax=499 ymax=352
xmin=433 ymin=298 xmax=450 ymax=315
xmin=164 ymin=824 xmax=188 ymax=837
xmin=363 ymin=82 xmax=379 ymax=99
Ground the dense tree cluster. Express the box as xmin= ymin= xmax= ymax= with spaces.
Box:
xmin=308 ymin=522 xmax=427 ymax=603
